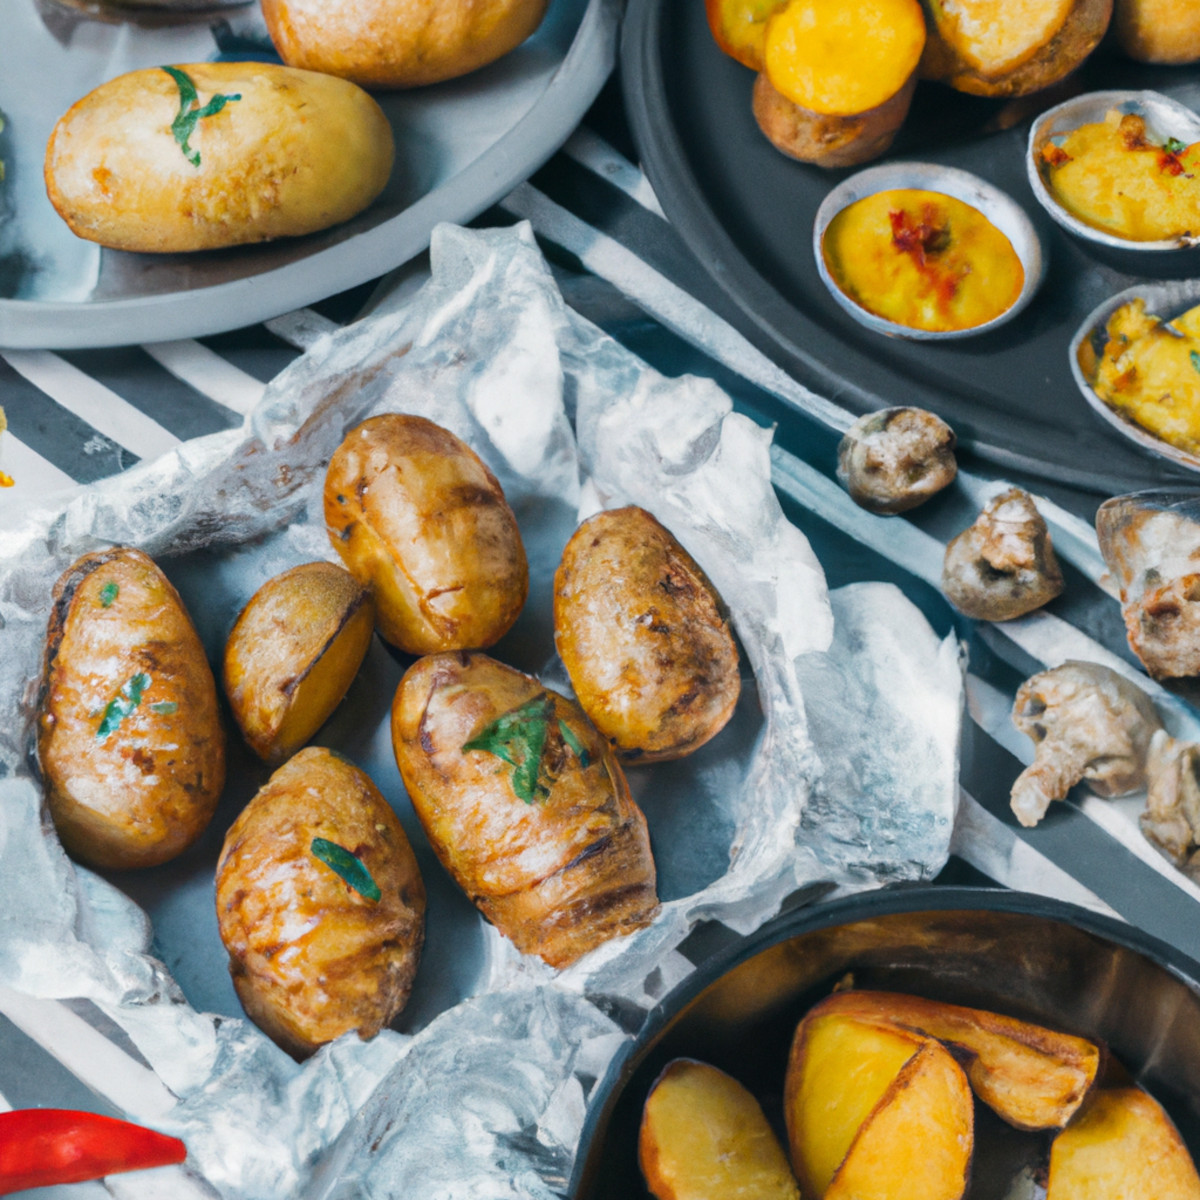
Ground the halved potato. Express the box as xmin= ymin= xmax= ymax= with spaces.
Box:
xmin=705 ymin=0 xmax=788 ymax=70
xmin=639 ymin=1059 xmax=799 ymax=1200
xmin=1113 ymin=0 xmax=1200 ymax=63
xmin=223 ymin=561 xmax=375 ymax=765
xmin=785 ymin=1010 xmax=973 ymax=1200
xmin=1048 ymin=1087 xmax=1200 ymax=1198
xmin=918 ymin=0 xmax=1112 ymax=97
xmin=809 ymin=989 xmax=1101 ymax=1130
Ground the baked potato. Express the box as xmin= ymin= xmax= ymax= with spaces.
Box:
xmin=215 ymin=747 xmax=425 ymax=1058
xmin=261 ymin=0 xmax=551 ymax=89
xmin=223 ymin=561 xmax=375 ymax=766
xmin=753 ymin=0 xmax=925 ymax=168
xmin=391 ymin=652 xmax=659 ymax=967
xmin=1114 ymin=0 xmax=1200 ymax=63
xmin=918 ymin=0 xmax=1112 ymax=97
xmin=553 ymin=506 xmax=740 ymax=763
xmin=324 ymin=414 xmax=528 ymax=655
xmin=44 ymin=63 xmax=394 ymax=253
xmin=36 ymin=547 xmax=225 ymax=870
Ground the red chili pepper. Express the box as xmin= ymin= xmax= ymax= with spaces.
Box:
xmin=0 ymin=1109 xmax=186 ymax=1195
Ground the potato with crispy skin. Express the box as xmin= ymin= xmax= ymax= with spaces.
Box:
xmin=639 ymin=1059 xmax=800 ymax=1200
xmin=554 ymin=506 xmax=740 ymax=764
xmin=216 ymin=747 xmax=425 ymax=1058
xmin=1114 ymin=0 xmax=1200 ymax=63
xmin=918 ymin=0 xmax=1112 ymax=97
xmin=753 ymin=0 xmax=925 ymax=168
xmin=44 ymin=63 xmax=393 ymax=253
xmin=37 ymin=547 xmax=225 ymax=871
xmin=391 ymin=652 xmax=658 ymax=967
xmin=224 ymin=561 xmax=375 ymax=766
xmin=325 ymin=414 xmax=528 ymax=656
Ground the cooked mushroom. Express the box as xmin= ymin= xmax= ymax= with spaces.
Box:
xmin=836 ymin=407 xmax=957 ymax=514
xmin=1141 ymin=730 xmax=1200 ymax=879
xmin=942 ymin=488 xmax=1064 ymax=621
xmin=1096 ymin=491 xmax=1200 ymax=687
xmin=1010 ymin=661 xmax=1163 ymax=828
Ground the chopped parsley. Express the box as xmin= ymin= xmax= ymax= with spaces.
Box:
xmin=96 ymin=672 xmax=151 ymax=739
xmin=161 ymin=65 xmax=241 ymax=168
xmin=98 ymin=581 xmax=119 ymax=608
xmin=1191 ymin=350 xmax=1200 ymax=377
xmin=1166 ymin=137 xmax=1188 ymax=156
xmin=311 ymin=838 xmax=381 ymax=902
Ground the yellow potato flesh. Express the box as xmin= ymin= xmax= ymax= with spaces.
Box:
xmin=639 ymin=1060 xmax=799 ymax=1200
xmin=763 ymin=0 xmax=925 ymax=114
xmin=822 ymin=189 xmax=1023 ymax=332
xmin=787 ymin=1014 xmax=925 ymax=1196
xmin=935 ymin=0 xmax=1074 ymax=74
xmin=1048 ymin=1088 xmax=1200 ymax=1198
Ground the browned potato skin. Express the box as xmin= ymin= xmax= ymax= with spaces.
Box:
xmin=554 ymin=507 xmax=740 ymax=764
xmin=37 ymin=547 xmax=225 ymax=871
xmin=391 ymin=652 xmax=659 ymax=967
xmin=324 ymin=414 xmax=528 ymax=655
xmin=753 ymin=71 xmax=917 ymax=168
xmin=223 ymin=561 xmax=375 ymax=766
xmin=919 ymin=0 xmax=1113 ymax=97
xmin=215 ymin=747 xmax=425 ymax=1058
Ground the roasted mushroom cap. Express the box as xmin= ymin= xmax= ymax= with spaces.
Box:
xmin=837 ymin=407 xmax=957 ymax=514
xmin=1010 ymin=661 xmax=1163 ymax=828
xmin=1141 ymin=730 xmax=1200 ymax=879
xmin=942 ymin=488 xmax=1064 ymax=621
xmin=1096 ymin=491 xmax=1200 ymax=688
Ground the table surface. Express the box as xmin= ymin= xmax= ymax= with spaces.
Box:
xmin=4 ymin=29 xmax=1200 ymax=1189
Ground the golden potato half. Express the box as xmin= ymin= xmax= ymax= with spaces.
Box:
xmin=391 ymin=651 xmax=659 ymax=967
xmin=37 ymin=547 xmax=225 ymax=870
xmin=224 ymin=561 xmax=375 ymax=765
xmin=262 ymin=0 xmax=551 ymax=89
xmin=216 ymin=747 xmax=425 ymax=1058
xmin=325 ymin=414 xmax=528 ymax=655
xmin=45 ymin=62 xmax=394 ymax=252
xmin=554 ymin=506 xmax=740 ymax=763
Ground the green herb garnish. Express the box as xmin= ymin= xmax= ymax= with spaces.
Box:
xmin=464 ymin=695 xmax=554 ymax=803
xmin=161 ymin=66 xmax=241 ymax=168
xmin=96 ymin=672 xmax=151 ymax=739
xmin=98 ymin=581 xmax=119 ymax=608
xmin=1166 ymin=137 xmax=1188 ymax=156
xmin=557 ymin=719 xmax=590 ymax=768
xmin=1191 ymin=350 xmax=1200 ymax=377
xmin=311 ymin=838 xmax=381 ymax=902
xmin=149 ymin=701 xmax=178 ymax=715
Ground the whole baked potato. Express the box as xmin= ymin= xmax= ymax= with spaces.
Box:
xmin=324 ymin=414 xmax=528 ymax=655
xmin=44 ymin=62 xmax=394 ymax=252
xmin=391 ymin=652 xmax=659 ymax=967
xmin=554 ymin=506 xmax=740 ymax=763
xmin=36 ymin=547 xmax=225 ymax=870
xmin=261 ymin=0 xmax=551 ymax=89
xmin=223 ymin=561 xmax=375 ymax=765
xmin=215 ymin=747 xmax=425 ymax=1058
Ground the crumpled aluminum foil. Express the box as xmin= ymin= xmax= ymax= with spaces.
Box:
xmin=0 ymin=223 xmax=962 ymax=1199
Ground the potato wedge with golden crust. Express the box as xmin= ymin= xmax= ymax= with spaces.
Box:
xmin=1048 ymin=1087 xmax=1200 ymax=1198
xmin=1114 ymin=0 xmax=1200 ymax=63
xmin=216 ymin=747 xmax=425 ymax=1059
xmin=553 ymin=506 xmax=740 ymax=764
xmin=391 ymin=651 xmax=658 ymax=967
xmin=325 ymin=414 xmax=528 ymax=656
xmin=223 ymin=561 xmax=375 ymax=766
xmin=809 ymin=989 xmax=1101 ymax=1130
xmin=37 ymin=547 xmax=225 ymax=871
xmin=785 ymin=1010 xmax=973 ymax=1200
xmin=639 ymin=1059 xmax=800 ymax=1200
xmin=918 ymin=0 xmax=1112 ymax=97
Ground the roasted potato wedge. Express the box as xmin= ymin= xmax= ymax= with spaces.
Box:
xmin=1114 ymin=0 xmax=1200 ymax=62
xmin=785 ymin=1010 xmax=973 ymax=1200
xmin=918 ymin=0 xmax=1112 ymax=97
xmin=553 ymin=506 xmax=740 ymax=763
xmin=809 ymin=990 xmax=1101 ymax=1130
xmin=1048 ymin=1087 xmax=1200 ymax=1198
xmin=223 ymin=561 xmax=375 ymax=765
xmin=215 ymin=747 xmax=425 ymax=1058
xmin=325 ymin=414 xmax=528 ymax=655
xmin=639 ymin=1059 xmax=799 ymax=1200
xmin=37 ymin=547 xmax=225 ymax=870
xmin=391 ymin=651 xmax=658 ymax=967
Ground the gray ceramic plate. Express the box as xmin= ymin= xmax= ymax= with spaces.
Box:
xmin=0 ymin=0 xmax=617 ymax=349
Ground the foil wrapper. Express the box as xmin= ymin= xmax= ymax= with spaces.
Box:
xmin=0 ymin=223 xmax=962 ymax=1198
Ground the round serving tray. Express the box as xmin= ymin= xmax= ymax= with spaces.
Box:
xmin=619 ymin=0 xmax=1200 ymax=494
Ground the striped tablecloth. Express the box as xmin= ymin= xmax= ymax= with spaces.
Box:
xmin=4 ymin=79 xmax=1200 ymax=1110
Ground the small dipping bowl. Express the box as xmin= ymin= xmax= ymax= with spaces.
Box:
xmin=813 ymin=161 xmax=1044 ymax=341
xmin=1028 ymin=89 xmax=1200 ymax=252
xmin=1070 ymin=276 xmax=1200 ymax=474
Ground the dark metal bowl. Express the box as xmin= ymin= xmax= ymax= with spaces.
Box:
xmin=570 ymin=886 xmax=1200 ymax=1199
